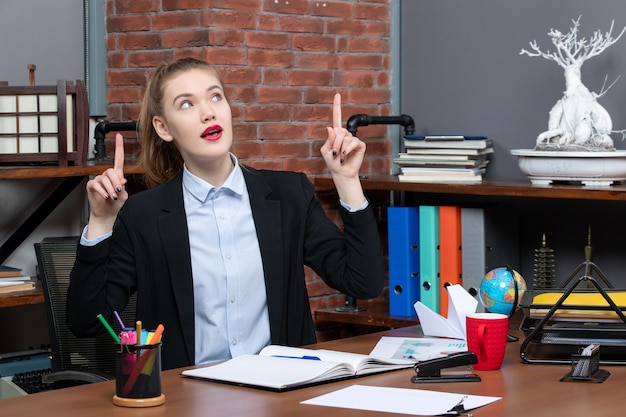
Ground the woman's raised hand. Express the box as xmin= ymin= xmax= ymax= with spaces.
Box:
xmin=85 ymin=133 xmax=128 ymax=238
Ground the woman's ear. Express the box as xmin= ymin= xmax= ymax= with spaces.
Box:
xmin=152 ymin=116 xmax=174 ymax=142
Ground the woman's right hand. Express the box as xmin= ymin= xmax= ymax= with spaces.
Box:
xmin=85 ymin=133 xmax=128 ymax=239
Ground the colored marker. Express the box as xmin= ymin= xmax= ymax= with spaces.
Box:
xmin=113 ymin=311 xmax=125 ymax=329
xmin=135 ymin=320 xmax=142 ymax=346
xmin=96 ymin=314 xmax=121 ymax=343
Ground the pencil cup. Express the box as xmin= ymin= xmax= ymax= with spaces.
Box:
xmin=466 ymin=313 xmax=508 ymax=371
xmin=113 ymin=342 xmax=165 ymax=407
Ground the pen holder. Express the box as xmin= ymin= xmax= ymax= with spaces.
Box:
xmin=113 ymin=342 xmax=165 ymax=407
xmin=560 ymin=347 xmax=610 ymax=383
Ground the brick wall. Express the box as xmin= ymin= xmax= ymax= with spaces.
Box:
xmin=104 ymin=0 xmax=393 ymax=341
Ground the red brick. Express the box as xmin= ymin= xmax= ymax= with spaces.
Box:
xmin=244 ymin=32 xmax=291 ymax=50
xmin=278 ymin=16 xmax=325 ymax=33
xmin=288 ymin=70 xmax=332 ymax=87
xmin=292 ymin=34 xmax=335 ymax=52
xmin=263 ymin=69 xmax=288 ymax=85
xmin=209 ymin=29 xmax=244 ymax=47
xmin=308 ymin=1 xmax=353 ymax=18
xmin=162 ymin=0 xmax=207 ymax=10
xmin=263 ymin=0 xmax=309 ymax=14
xmin=295 ymin=53 xmax=339 ymax=70
xmin=355 ymin=3 xmax=390 ymax=21
xmin=108 ymin=69 xmax=149 ymax=86
xmin=152 ymin=11 xmax=202 ymax=30
xmin=257 ymin=86 xmax=302 ymax=104
xmin=263 ymin=141 xmax=311 ymax=158
xmin=258 ymin=123 xmax=307 ymax=140
xmin=107 ymin=15 xmax=151 ymax=32
xmin=205 ymin=11 xmax=256 ymax=29
xmin=114 ymin=0 xmax=160 ymax=14
xmin=128 ymin=50 xmax=176 ymax=68
xmin=118 ymin=33 xmax=163 ymax=50
xmin=206 ymin=47 xmax=248 ymax=65
xmin=162 ymin=30 xmax=210 ymax=48
xmin=248 ymin=50 xmax=294 ymax=68
xmin=212 ymin=0 xmax=262 ymax=12
xmin=339 ymin=54 xmax=384 ymax=71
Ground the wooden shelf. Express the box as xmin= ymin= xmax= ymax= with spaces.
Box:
xmin=0 ymin=161 xmax=144 ymax=180
xmin=0 ymin=162 xmax=146 ymax=309
xmin=315 ymin=301 xmax=419 ymax=329
xmin=0 ymin=283 xmax=44 ymax=309
xmin=314 ymin=175 xmax=626 ymax=202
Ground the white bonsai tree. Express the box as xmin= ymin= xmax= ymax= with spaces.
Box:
xmin=520 ymin=16 xmax=626 ymax=151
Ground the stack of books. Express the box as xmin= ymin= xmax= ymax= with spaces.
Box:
xmin=394 ymin=135 xmax=493 ymax=183
xmin=0 ymin=265 xmax=35 ymax=294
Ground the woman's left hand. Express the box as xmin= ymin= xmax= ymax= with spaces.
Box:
xmin=320 ymin=93 xmax=367 ymax=208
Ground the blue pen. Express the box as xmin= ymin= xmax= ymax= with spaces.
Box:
xmin=272 ymin=355 xmax=321 ymax=360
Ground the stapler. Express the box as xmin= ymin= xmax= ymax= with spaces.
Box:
xmin=411 ymin=352 xmax=481 ymax=383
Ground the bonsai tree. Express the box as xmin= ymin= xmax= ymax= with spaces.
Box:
xmin=520 ymin=16 xmax=626 ymax=151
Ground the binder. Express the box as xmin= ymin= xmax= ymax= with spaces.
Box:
xmin=460 ymin=207 xmax=485 ymax=311
xmin=419 ymin=205 xmax=440 ymax=313
xmin=460 ymin=205 xmax=520 ymax=312
xmin=438 ymin=206 xmax=462 ymax=317
xmin=387 ymin=207 xmax=421 ymax=316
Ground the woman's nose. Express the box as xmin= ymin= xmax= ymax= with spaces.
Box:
xmin=202 ymin=106 xmax=215 ymax=122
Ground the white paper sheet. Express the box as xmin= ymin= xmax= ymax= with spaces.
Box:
xmin=301 ymin=384 xmax=500 ymax=416
xmin=414 ymin=284 xmax=478 ymax=340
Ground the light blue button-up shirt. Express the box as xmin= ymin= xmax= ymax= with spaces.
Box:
xmin=183 ymin=157 xmax=270 ymax=364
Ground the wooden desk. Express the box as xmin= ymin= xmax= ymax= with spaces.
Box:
xmin=2 ymin=324 xmax=625 ymax=416
xmin=315 ymin=302 xmax=419 ymax=329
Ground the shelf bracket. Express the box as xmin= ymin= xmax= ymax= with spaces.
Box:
xmin=0 ymin=176 xmax=85 ymax=264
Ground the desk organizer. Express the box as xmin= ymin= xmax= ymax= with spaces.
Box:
xmin=0 ymin=80 xmax=89 ymax=166
xmin=560 ymin=347 xmax=610 ymax=383
xmin=519 ymin=275 xmax=626 ymax=365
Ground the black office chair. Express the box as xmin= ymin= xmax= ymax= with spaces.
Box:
xmin=34 ymin=236 xmax=136 ymax=387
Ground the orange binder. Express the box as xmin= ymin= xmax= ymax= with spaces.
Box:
xmin=438 ymin=206 xmax=462 ymax=317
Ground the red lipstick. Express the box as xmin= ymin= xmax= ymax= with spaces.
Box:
xmin=201 ymin=124 xmax=223 ymax=141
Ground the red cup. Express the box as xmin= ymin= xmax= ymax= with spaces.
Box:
xmin=466 ymin=312 xmax=508 ymax=370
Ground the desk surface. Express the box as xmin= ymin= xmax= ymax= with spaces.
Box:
xmin=2 ymin=324 xmax=624 ymax=416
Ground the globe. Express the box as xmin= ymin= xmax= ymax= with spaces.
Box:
xmin=479 ymin=267 xmax=527 ymax=315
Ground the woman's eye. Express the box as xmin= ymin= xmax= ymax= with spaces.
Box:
xmin=211 ymin=93 xmax=222 ymax=102
xmin=180 ymin=101 xmax=192 ymax=109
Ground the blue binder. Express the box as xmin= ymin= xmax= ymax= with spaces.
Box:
xmin=387 ymin=207 xmax=420 ymax=317
xmin=419 ymin=205 xmax=440 ymax=313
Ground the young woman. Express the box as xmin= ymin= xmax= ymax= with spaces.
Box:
xmin=67 ymin=57 xmax=384 ymax=370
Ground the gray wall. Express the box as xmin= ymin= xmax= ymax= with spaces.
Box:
xmin=399 ymin=1 xmax=626 ymax=287
xmin=0 ymin=0 xmax=85 ymax=354
xmin=400 ymin=0 xmax=626 ymax=180
xmin=0 ymin=0 xmax=84 ymax=85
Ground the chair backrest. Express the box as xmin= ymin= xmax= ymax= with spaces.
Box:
xmin=35 ymin=236 xmax=136 ymax=377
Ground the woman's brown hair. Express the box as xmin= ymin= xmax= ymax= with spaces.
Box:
xmin=138 ymin=58 xmax=224 ymax=188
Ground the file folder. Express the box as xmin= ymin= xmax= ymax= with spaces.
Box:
xmin=419 ymin=205 xmax=440 ymax=313
xmin=387 ymin=207 xmax=421 ymax=317
xmin=460 ymin=205 xmax=520 ymax=312
xmin=438 ymin=206 xmax=462 ymax=317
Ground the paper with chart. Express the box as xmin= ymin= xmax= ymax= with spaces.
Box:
xmin=301 ymin=384 xmax=501 ymax=416
xmin=414 ymin=284 xmax=478 ymax=340
xmin=369 ymin=336 xmax=467 ymax=362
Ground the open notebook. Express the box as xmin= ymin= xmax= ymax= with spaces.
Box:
xmin=181 ymin=345 xmax=413 ymax=391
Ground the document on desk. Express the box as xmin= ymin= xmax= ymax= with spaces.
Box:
xmin=301 ymin=384 xmax=500 ymax=416
xmin=369 ymin=336 xmax=467 ymax=362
